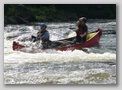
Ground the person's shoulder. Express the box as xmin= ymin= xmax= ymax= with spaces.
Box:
xmin=45 ymin=30 xmax=49 ymax=33
xmin=45 ymin=30 xmax=49 ymax=34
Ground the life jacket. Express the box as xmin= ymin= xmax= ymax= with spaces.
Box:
xmin=37 ymin=30 xmax=49 ymax=42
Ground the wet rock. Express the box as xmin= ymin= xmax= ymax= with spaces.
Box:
xmin=15 ymin=16 xmax=28 ymax=24
xmin=6 ymin=16 xmax=18 ymax=24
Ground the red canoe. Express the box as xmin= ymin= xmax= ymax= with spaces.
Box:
xmin=12 ymin=28 xmax=102 ymax=51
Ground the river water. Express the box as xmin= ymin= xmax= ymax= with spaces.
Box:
xmin=4 ymin=19 xmax=116 ymax=84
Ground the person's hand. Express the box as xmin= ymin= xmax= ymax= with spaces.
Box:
xmin=80 ymin=33 xmax=86 ymax=37
xmin=36 ymin=40 xmax=40 ymax=44
xmin=80 ymin=34 xmax=84 ymax=37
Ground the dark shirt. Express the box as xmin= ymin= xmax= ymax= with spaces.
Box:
xmin=81 ymin=24 xmax=88 ymax=34
xmin=76 ymin=24 xmax=88 ymax=36
xmin=75 ymin=24 xmax=88 ymax=43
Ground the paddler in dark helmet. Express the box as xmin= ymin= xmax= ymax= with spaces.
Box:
xmin=74 ymin=17 xmax=88 ymax=43
xmin=31 ymin=23 xmax=51 ymax=48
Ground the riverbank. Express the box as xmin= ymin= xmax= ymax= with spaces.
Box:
xmin=4 ymin=4 xmax=116 ymax=25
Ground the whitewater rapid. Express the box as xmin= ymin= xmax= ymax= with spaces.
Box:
xmin=4 ymin=20 xmax=116 ymax=84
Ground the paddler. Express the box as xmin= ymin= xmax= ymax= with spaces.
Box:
xmin=74 ymin=17 xmax=88 ymax=44
xmin=31 ymin=23 xmax=51 ymax=48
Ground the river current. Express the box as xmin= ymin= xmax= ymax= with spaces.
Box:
xmin=4 ymin=19 xmax=116 ymax=84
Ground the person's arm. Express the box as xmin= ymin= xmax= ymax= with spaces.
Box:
xmin=80 ymin=32 xmax=87 ymax=37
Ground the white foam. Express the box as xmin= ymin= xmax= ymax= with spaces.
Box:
xmin=4 ymin=23 xmax=116 ymax=64
xmin=4 ymin=49 xmax=116 ymax=64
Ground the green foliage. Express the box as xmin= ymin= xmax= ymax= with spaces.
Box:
xmin=4 ymin=4 xmax=116 ymax=23
xmin=4 ymin=5 xmax=16 ymax=17
xmin=29 ymin=5 xmax=57 ymax=19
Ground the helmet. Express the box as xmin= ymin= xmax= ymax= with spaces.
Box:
xmin=79 ymin=17 xmax=87 ymax=23
xmin=40 ymin=23 xmax=47 ymax=28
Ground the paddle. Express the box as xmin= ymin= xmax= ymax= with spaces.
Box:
xmin=35 ymin=41 xmax=42 ymax=48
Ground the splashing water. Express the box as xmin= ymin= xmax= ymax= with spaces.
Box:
xmin=4 ymin=20 xmax=116 ymax=84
